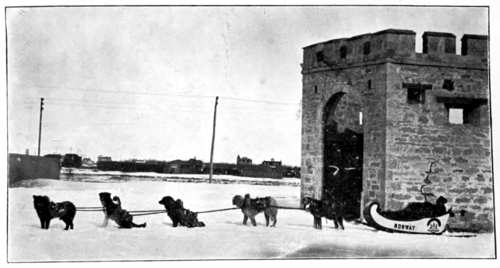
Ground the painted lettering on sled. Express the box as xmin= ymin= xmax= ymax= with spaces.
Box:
xmin=393 ymin=223 xmax=416 ymax=231
xmin=364 ymin=202 xmax=450 ymax=235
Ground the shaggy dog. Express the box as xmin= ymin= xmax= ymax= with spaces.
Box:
xmin=158 ymin=196 xmax=205 ymax=228
xmin=232 ymin=194 xmax=278 ymax=227
xmin=99 ymin=192 xmax=146 ymax=228
xmin=33 ymin=195 xmax=76 ymax=230
xmin=303 ymin=197 xmax=344 ymax=230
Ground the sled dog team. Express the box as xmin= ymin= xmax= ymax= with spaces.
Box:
xmin=33 ymin=191 xmax=451 ymax=232
xmin=33 ymin=192 xmax=295 ymax=230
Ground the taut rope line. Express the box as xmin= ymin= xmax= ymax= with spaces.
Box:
xmin=195 ymin=207 xmax=240 ymax=214
xmin=75 ymin=205 xmax=304 ymax=215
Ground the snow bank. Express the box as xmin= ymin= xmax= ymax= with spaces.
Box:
xmin=8 ymin=179 xmax=495 ymax=261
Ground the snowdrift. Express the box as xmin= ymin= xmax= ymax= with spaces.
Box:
xmin=7 ymin=178 xmax=495 ymax=261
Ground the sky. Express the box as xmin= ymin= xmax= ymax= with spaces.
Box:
xmin=6 ymin=6 xmax=488 ymax=166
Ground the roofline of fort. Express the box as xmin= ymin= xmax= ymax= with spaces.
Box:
xmin=302 ymin=29 xmax=488 ymax=57
xmin=301 ymin=57 xmax=488 ymax=75
xmin=462 ymin=34 xmax=488 ymax=40
xmin=422 ymin=31 xmax=456 ymax=38
xmin=304 ymin=29 xmax=416 ymax=49
xmin=301 ymin=28 xmax=488 ymax=72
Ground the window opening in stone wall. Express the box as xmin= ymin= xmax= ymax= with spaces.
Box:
xmin=437 ymin=97 xmax=488 ymax=126
xmin=359 ymin=112 xmax=363 ymax=125
xmin=316 ymin=50 xmax=324 ymax=63
xmin=448 ymin=108 xmax=464 ymax=124
xmin=367 ymin=80 xmax=372 ymax=89
xmin=443 ymin=79 xmax=454 ymax=91
xmin=363 ymin=42 xmax=371 ymax=55
xmin=314 ymin=85 xmax=318 ymax=94
xmin=340 ymin=46 xmax=347 ymax=59
xmin=407 ymin=87 xmax=425 ymax=104
xmin=403 ymin=83 xmax=432 ymax=104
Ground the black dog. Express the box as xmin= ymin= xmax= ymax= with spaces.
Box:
xmin=33 ymin=195 xmax=76 ymax=230
xmin=158 ymin=196 xmax=205 ymax=228
xmin=303 ymin=197 xmax=344 ymax=230
xmin=99 ymin=192 xmax=146 ymax=228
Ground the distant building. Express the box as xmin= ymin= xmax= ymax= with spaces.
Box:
xmin=282 ymin=165 xmax=300 ymax=178
xmin=62 ymin=154 xmax=82 ymax=168
xmin=236 ymin=155 xmax=252 ymax=165
xmin=238 ymin=164 xmax=282 ymax=179
xmin=204 ymin=162 xmax=240 ymax=175
xmin=262 ymin=158 xmax=282 ymax=168
xmin=165 ymin=158 xmax=203 ymax=174
xmin=96 ymin=160 xmax=122 ymax=171
xmin=234 ymin=158 xmax=283 ymax=179
xmin=130 ymin=159 xmax=147 ymax=164
xmin=97 ymin=155 xmax=112 ymax=162
xmin=44 ymin=154 xmax=63 ymax=165
xmin=81 ymin=158 xmax=97 ymax=168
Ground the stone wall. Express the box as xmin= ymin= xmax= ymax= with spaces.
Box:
xmin=385 ymin=62 xmax=492 ymax=231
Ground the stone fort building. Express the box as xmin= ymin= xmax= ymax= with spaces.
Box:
xmin=300 ymin=29 xmax=492 ymax=231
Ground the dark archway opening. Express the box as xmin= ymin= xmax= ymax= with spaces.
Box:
xmin=323 ymin=93 xmax=363 ymax=220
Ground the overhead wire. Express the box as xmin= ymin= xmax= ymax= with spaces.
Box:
xmin=14 ymin=83 xmax=300 ymax=106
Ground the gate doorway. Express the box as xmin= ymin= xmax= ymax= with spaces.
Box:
xmin=323 ymin=92 xmax=363 ymax=220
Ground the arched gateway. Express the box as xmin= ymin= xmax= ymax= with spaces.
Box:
xmin=322 ymin=92 xmax=363 ymax=219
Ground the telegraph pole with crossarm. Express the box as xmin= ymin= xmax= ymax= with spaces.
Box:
xmin=37 ymin=97 xmax=44 ymax=156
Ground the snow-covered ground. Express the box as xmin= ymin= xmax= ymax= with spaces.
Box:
xmin=60 ymin=168 xmax=301 ymax=186
xmin=8 ymin=178 xmax=495 ymax=262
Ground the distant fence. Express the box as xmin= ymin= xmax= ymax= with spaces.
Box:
xmin=8 ymin=153 xmax=61 ymax=186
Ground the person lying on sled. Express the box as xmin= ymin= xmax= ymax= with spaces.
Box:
xmin=379 ymin=196 xmax=448 ymax=221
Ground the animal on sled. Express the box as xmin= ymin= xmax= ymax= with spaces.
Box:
xmin=33 ymin=195 xmax=76 ymax=230
xmin=99 ymin=192 xmax=146 ymax=228
xmin=158 ymin=196 xmax=205 ymax=227
xmin=363 ymin=196 xmax=452 ymax=235
xmin=232 ymin=194 xmax=278 ymax=227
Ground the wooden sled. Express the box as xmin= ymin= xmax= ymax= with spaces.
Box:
xmin=364 ymin=202 xmax=450 ymax=235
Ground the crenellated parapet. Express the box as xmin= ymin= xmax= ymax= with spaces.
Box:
xmin=302 ymin=29 xmax=488 ymax=73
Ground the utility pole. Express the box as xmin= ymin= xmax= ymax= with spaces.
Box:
xmin=37 ymin=97 xmax=44 ymax=156
xmin=209 ymin=96 xmax=219 ymax=184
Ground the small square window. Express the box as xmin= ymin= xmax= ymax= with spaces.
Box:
xmin=448 ymin=108 xmax=464 ymax=124
xmin=403 ymin=83 xmax=432 ymax=104
xmin=443 ymin=79 xmax=454 ymax=91
xmin=407 ymin=87 xmax=425 ymax=104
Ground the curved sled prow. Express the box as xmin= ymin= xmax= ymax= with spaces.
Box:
xmin=365 ymin=202 xmax=449 ymax=235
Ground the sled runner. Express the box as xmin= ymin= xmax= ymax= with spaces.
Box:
xmin=364 ymin=202 xmax=450 ymax=235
